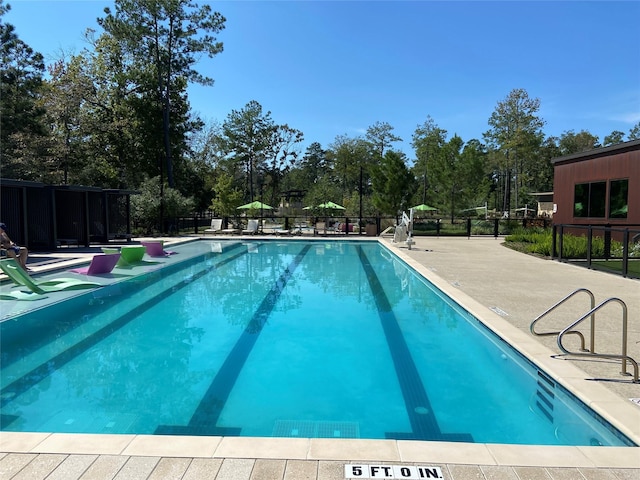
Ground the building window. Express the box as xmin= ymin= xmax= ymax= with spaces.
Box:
xmin=609 ymin=179 xmax=628 ymax=218
xmin=574 ymin=184 xmax=588 ymax=217
xmin=573 ymin=181 xmax=606 ymax=218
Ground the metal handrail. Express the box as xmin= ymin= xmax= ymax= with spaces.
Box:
xmin=557 ymin=297 xmax=638 ymax=383
xmin=530 ymin=288 xmax=596 ymax=352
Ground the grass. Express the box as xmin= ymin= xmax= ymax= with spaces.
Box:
xmin=589 ymin=259 xmax=640 ymax=277
xmin=504 ymin=227 xmax=640 ymax=278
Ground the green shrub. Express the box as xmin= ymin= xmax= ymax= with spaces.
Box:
xmin=528 ymin=236 xmax=553 ymax=256
xmin=504 ymin=227 xmax=549 ymax=243
xmin=611 ymin=241 xmax=640 ymax=258
xmin=131 ymin=177 xmax=195 ymax=235
xmin=505 ymin=227 xmax=640 ymax=265
xmin=504 ymin=228 xmax=552 ymax=256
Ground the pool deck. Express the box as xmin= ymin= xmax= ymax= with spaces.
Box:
xmin=1 ymin=235 xmax=639 ymax=479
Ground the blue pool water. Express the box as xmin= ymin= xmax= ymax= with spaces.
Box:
xmin=0 ymin=240 xmax=633 ymax=446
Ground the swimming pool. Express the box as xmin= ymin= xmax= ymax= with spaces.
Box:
xmin=0 ymin=240 xmax=634 ymax=446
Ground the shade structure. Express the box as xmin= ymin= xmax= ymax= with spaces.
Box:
xmin=237 ymin=201 xmax=273 ymax=210
xmin=318 ymin=201 xmax=346 ymax=210
xmin=410 ymin=204 xmax=437 ymax=212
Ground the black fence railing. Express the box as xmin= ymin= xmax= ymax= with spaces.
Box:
xmin=172 ymin=215 xmax=552 ymax=238
xmin=552 ymin=224 xmax=640 ymax=279
xmin=176 ymin=215 xmax=386 ymax=237
xmin=168 ymin=215 xmax=639 ymax=279
xmin=412 ymin=217 xmax=552 ymax=237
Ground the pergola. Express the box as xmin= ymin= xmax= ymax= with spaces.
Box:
xmin=0 ymin=179 xmax=136 ymax=251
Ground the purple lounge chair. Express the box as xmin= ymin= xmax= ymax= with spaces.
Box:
xmin=69 ymin=253 xmax=121 ymax=275
xmin=140 ymin=241 xmax=177 ymax=257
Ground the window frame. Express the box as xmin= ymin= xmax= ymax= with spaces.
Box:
xmin=573 ymin=180 xmax=607 ymax=219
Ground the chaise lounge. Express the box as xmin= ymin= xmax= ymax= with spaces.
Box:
xmin=204 ymin=218 xmax=223 ymax=235
xmin=0 ymin=258 xmax=102 ymax=294
xmin=101 ymin=245 xmax=146 ymax=266
xmin=69 ymin=253 xmax=121 ymax=276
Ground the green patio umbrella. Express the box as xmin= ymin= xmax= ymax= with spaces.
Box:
xmin=237 ymin=201 xmax=273 ymax=210
xmin=410 ymin=203 xmax=437 ymax=212
xmin=318 ymin=201 xmax=346 ymax=210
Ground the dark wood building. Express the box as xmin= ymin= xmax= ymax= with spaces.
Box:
xmin=0 ymin=179 xmax=135 ymax=251
xmin=552 ymin=139 xmax=639 ymax=227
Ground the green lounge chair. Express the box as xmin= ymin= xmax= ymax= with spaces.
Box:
xmin=101 ymin=245 xmax=146 ymax=266
xmin=0 ymin=258 xmax=101 ymax=294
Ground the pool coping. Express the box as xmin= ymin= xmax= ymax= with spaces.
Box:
xmin=1 ymin=236 xmax=639 ymax=469
xmin=1 ymin=431 xmax=639 ymax=468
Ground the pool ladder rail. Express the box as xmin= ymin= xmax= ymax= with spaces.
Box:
xmin=530 ymin=288 xmax=639 ymax=383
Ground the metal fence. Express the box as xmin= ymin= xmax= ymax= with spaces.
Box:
xmin=552 ymin=224 xmax=640 ymax=279
xmin=174 ymin=215 xmax=552 ymax=238
xmin=170 ymin=215 xmax=639 ymax=279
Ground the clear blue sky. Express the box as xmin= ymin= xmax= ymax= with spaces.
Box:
xmin=5 ymin=0 xmax=640 ymax=158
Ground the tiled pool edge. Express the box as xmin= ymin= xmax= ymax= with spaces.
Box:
xmin=1 ymin=432 xmax=639 ymax=468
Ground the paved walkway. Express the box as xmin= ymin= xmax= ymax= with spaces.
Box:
xmin=1 ymin=235 xmax=639 ymax=479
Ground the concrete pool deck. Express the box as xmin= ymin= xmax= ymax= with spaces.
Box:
xmin=1 ymin=235 xmax=639 ymax=479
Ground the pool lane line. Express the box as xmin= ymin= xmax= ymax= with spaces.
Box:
xmin=155 ymin=243 xmax=312 ymax=436
xmin=356 ymin=245 xmax=473 ymax=442
xmin=0 ymin=244 xmax=249 ymax=413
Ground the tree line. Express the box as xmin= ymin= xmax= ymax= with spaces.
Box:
xmin=2 ymin=0 xmax=639 ymax=230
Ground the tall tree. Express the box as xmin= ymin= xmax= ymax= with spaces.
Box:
xmin=41 ymin=56 xmax=96 ymax=184
xmin=558 ymin=130 xmax=599 ymax=155
xmin=281 ymin=142 xmax=334 ymax=206
xmin=328 ymin=135 xmax=374 ymax=203
xmin=0 ymin=0 xmax=48 ymax=179
xmin=222 ymin=100 xmax=274 ymax=203
xmin=483 ymin=88 xmax=545 ymax=216
xmin=628 ymin=122 xmax=640 ymax=140
xmin=371 ymin=150 xmax=416 ymax=216
xmin=530 ymin=136 xmax=559 ymax=193
xmin=263 ymin=124 xmax=304 ymax=207
xmin=458 ymin=139 xmax=490 ymax=211
xmin=67 ymin=29 xmax=145 ymax=188
xmin=365 ymin=121 xmax=402 ymax=158
xmin=98 ymin=0 xmax=225 ymax=188
xmin=430 ymin=135 xmax=464 ymax=221
xmin=603 ymin=130 xmax=625 ymax=146
xmin=294 ymin=142 xmax=329 ymax=189
xmin=412 ymin=116 xmax=448 ymax=205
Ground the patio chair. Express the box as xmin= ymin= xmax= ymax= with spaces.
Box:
xmin=0 ymin=258 xmax=101 ymax=295
xmin=102 ymin=245 xmax=147 ymax=266
xmin=242 ymin=219 xmax=259 ymax=235
xmin=204 ymin=218 xmax=223 ymax=235
xmin=293 ymin=222 xmax=313 ymax=235
xmin=69 ymin=253 xmax=121 ymax=276
xmin=140 ymin=241 xmax=177 ymax=257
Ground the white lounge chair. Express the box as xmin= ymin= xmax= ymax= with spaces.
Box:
xmin=204 ymin=218 xmax=223 ymax=235
xmin=242 ymin=219 xmax=259 ymax=235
